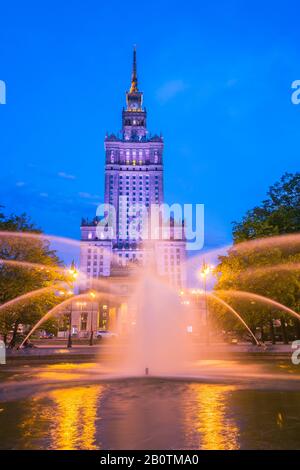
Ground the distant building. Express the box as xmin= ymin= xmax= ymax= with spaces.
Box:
xmin=69 ymin=49 xmax=187 ymax=336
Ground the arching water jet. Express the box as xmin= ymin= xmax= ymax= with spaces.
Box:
xmin=215 ymin=289 xmax=300 ymax=322
xmin=19 ymin=291 xmax=118 ymax=348
xmin=0 ymin=284 xmax=63 ymax=314
xmin=208 ymin=292 xmax=259 ymax=345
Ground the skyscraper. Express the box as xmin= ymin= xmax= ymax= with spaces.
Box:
xmin=80 ymin=48 xmax=186 ymax=291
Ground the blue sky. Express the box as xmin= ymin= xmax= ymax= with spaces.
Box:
xmin=0 ymin=0 xmax=299 ymax=254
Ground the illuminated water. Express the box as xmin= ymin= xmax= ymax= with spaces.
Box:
xmin=1 ymin=360 xmax=300 ymax=450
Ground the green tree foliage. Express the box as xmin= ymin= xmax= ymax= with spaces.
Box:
xmin=214 ymin=174 xmax=300 ymax=342
xmin=0 ymin=209 xmax=68 ymax=345
xmin=233 ymin=172 xmax=300 ymax=242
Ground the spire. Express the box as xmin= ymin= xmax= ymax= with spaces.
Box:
xmin=130 ymin=45 xmax=138 ymax=93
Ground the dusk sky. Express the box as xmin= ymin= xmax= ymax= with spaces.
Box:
xmin=1 ymin=0 xmax=299 ymax=254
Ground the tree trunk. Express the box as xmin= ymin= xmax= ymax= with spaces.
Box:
xmin=9 ymin=322 xmax=19 ymax=349
xmin=281 ymin=317 xmax=289 ymax=344
xmin=269 ymin=319 xmax=276 ymax=344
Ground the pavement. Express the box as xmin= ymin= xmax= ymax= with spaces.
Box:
xmin=5 ymin=341 xmax=295 ymax=360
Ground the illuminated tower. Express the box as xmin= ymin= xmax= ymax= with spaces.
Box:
xmin=104 ymin=46 xmax=164 ymax=250
xmin=80 ymin=48 xmax=186 ymax=288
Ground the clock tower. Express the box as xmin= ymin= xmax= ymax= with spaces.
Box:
xmin=122 ymin=47 xmax=147 ymax=141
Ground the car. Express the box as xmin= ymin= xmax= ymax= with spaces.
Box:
xmin=96 ymin=330 xmax=118 ymax=340
xmin=39 ymin=332 xmax=54 ymax=339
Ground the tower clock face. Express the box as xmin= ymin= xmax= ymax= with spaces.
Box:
xmin=131 ymin=102 xmax=138 ymax=109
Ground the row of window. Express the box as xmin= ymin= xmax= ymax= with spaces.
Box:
xmin=164 ymin=266 xmax=181 ymax=272
xmin=87 ymin=248 xmax=104 ymax=253
xmin=123 ymin=119 xmax=145 ymax=126
xmin=87 ymin=261 xmax=104 ymax=266
xmin=116 ymin=185 xmax=159 ymax=189
xmin=109 ymin=175 xmax=160 ymax=180
xmin=107 ymin=167 xmax=161 ymax=172
xmin=110 ymin=149 xmax=157 ymax=157
xmin=118 ymin=253 xmax=143 ymax=259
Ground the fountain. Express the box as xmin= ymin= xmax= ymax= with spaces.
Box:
xmin=1 ymin=231 xmax=300 ymax=449
xmin=121 ymin=273 xmax=191 ymax=376
xmin=1 ymin=231 xmax=300 ymax=366
xmin=0 ymin=232 xmax=299 ymax=378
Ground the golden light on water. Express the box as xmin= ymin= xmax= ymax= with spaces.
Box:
xmin=19 ymin=385 xmax=102 ymax=450
xmin=34 ymin=371 xmax=84 ymax=381
xmin=33 ymin=363 xmax=99 ymax=382
xmin=188 ymin=384 xmax=239 ymax=450
xmin=48 ymin=386 xmax=101 ymax=450
xmin=6 ymin=376 xmax=300 ymax=450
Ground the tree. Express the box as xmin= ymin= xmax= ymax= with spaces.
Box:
xmin=233 ymin=173 xmax=300 ymax=242
xmin=214 ymin=173 xmax=300 ymax=342
xmin=0 ymin=209 xmax=68 ymax=346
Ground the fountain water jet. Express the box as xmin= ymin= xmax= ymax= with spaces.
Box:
xmin=119 ymin=273 xmax=191 ymax=376
xmin=0 ymin=285 xmax=62 ymax=314
xmin=0 ymin=231 xmax=128 ymax=267
xmin=19 ymin=291 xmax=118 ymax=348
xmin=238 ymin=262 xmax=300 ymax=279
xmin=208 ymin=292 xmax=259 ymax=345
xmin=215 ymin=289 xmax=300 ymax=322
xmin=234 ymin=233 xmax=300 ymax=253
xmin=0 ymin=258 xmax=64 ymax=274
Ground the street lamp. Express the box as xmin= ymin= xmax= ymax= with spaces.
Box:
xmin=67 ymin=305 xmax=73 ymax=348
xmin=68 ymin=268 xmax=78 ymax=280
xmin=67 ymin=264 xmax=78 ymax=348
xmin=57 ymin=289 xmax=73 ymax=345
xmin=200 ymin=261 xmax=214 ymax=346
xmin=89 ymin=291 xmax=96 ymax=346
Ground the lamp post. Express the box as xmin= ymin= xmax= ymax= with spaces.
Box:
xmin=89 ymin=291 xmax=96 ymax=346
xmin=67 ymin=305 xmax=73 ymax=348
xmin=67 ymin=265 xmax=78 ymax=349
xmin=57 ymin=289 xmax=73 ymax=347
xmin=200 ymin=261 xmax=214 ymax=346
